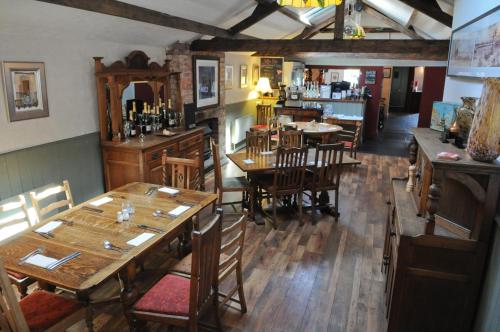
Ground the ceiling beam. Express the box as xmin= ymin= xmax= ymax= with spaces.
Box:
xmin=229 ymin=2 xmax=280 ymax=34
xmin=320 ymin=27 xmax=399 ymax=33
xmin=398 ymin=0 xmax=453 ymax=27
xmin=36 ymin=0 xmax=254 ymax=39
xmin=334 ymin=1 xmax=346 ymax=40
xmin=364 ymin=4 xmax=423 ymax=39
xmin=293 ymin=16 xmax=335 ymax=40
xmin=257 ymin=0 xmax=312 ymax=26
xmin=190 ymin=39 xmax=450 ymax=60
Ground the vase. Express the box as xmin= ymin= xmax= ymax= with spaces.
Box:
xmin=456 ymin=97 xmax=477 ymax=143
xmin=467 ymin=78 xmax=500 ymax=162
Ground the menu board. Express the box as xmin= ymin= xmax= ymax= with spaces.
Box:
xmin=260 ymin=57 xmax=283 ymax=89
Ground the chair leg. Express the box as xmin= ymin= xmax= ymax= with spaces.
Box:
xmin=85 ymin=305 xmax=94 ymax=332
xmin=213 ymin=289 xmax=222 ymax=331
xmin=236 ymin=263 xmax=247 ymax=313
xmin=298 ymin=192 xmax=304 ymax=226
xmin=16 ymin=284 xmax=28 ymax=299
xmin=334 ymin=188 xmax=340 ymax=222
xmin=248 ymin=187 xmax=255 ymax=220
xmin=310 ymin=191 xmax=316 ymax=225
xmin=272 ymin=196 xmax=278 ymax=229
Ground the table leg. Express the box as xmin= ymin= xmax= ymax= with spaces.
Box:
xmin=77 ymin=293 xmax=94 ymax=332
xmin=37 ymin=281 xmax=56 ymax=292
xmin=120 ymin=262 xmax=139 ymax=319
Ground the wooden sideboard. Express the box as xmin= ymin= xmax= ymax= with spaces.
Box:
xmin=383 ymin=128 xmax=500 ymax=332
xmin=101 ymin=128 xmax=204 ymax=191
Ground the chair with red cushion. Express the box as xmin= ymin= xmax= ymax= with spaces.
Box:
xmin=128 ymin=209 xmax=223 ymax=332
xmin=0 ymin=196 xmax=36 ymax=299
xmin=250 ymin=104 xmax=273 ymax=132
xmin=0 ymin=258 xmax=88 ymax=332
xmin=324 ymin=118 xmax=362 ymax=159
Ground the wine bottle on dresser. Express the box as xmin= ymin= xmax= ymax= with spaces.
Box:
xmin=129 ymin=111 xmax=136 ymax=137
xmin=168 ymin=99 xmax=175 ymax=128
xmin=144 ymin=103 xmax=152 ymax=134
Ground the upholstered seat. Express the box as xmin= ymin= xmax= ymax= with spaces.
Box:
xmin=222 ymin=176 xmax=250 ymax=190
xmin=134 ymin=274 xmax=191 ymax=317
xmin=20 ymin=290 xmax=83 ymax=332
xmin=342 ymin=141 xmax=353 ymax=148
xmin=251 ymin=124 xmax=268 ymax=130
xmin=8 ymin=270 xmax=29 ymax=281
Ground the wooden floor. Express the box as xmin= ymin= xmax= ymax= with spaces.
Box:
xmin=61 ymin=152 xmax=407 ymax=331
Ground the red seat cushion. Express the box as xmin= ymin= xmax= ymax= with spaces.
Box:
xmin=8 ymin=270 xmax=28 ymax=281
xmin=342 ymin=141 xmax=353 ymax=148
xmin=20 ymin=290 xmax=82 ymax=332
xmin=252 ymin=124 xmax=268 ymax=129
xmin=134 ymin=274 xmax=190 ymax=317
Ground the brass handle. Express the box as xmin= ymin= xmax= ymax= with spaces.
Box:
xmin=166 ymin=147 xmax=174 ymax=155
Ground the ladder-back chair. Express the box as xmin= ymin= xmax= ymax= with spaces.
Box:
xmin=30 ymin=180 xmax=74 ymax=223
xmin=278 ymin=129 xmax=303 ymax=148
xmin=162 ymin=155 xmax=202 ymax=191
xmin=246 ymin=130 xmax=271 ymax=155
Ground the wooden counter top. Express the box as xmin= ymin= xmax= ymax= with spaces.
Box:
xmin=303 ymin=98 xmax=366 ymax=104
xmin=101 ymin=127 xmax=204 ymax=151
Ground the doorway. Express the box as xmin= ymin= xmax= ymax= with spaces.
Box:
xmin=389 ymin=67 xmax=410 ymax=113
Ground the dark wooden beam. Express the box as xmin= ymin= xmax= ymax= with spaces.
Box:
xmin=399 ymin=0 xmax=453 ymax=27
xmin=36 ymin=0 xmax=253 ymax=39
xmin=293 ymin=17 xmax=335 ymax=40
xmin=320 ymin=27 xmax=399 ymax=33
xmin=191 ymin=39 xmax=450 ymax=60
xmin=364 ymin=4 xmax=422 ymax=39
xmin=229 ymin=2 xmax=280 ymax=35
xmin=334 ymin=1 xmax=346 ymax=40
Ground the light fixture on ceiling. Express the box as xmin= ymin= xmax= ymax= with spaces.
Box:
xmin=277 ymin=0 xmax=342 ymax=8
xmin=344 ymin=2 xmax=365 ymax=39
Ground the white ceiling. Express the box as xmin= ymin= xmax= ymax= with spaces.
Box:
xmin=0 ymin=0 xmax=453 ymax=49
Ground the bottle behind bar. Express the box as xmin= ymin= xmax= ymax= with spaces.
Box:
xmin=144 ymin=103 xmax=151 ymax=134
xmin=167 ymin=99 xmax=175 ymax=128
xmin=129 ymin=111 xmax=136 ymax=137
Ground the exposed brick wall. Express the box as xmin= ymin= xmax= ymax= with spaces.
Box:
xmin=167 ymin=42 xmax=226 ymax=153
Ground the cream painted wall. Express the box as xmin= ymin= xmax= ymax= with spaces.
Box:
xmin=0 ymin=34 xmax=165 ymax=154
xmin=381 ymin=67 xmax=393 ymax=116
xmin=224 ymin=53 xmax=260 ymax=105
xmin=442 ymin=0 xmax=499 ymax=102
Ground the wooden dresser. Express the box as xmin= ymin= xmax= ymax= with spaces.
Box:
xmin=383 ymin=128 xmax=500 ymax=332
xmin=274 ymin=106 xmax=323 ymax=122
xmin=101 ymin=128 xmax=204 ymax=191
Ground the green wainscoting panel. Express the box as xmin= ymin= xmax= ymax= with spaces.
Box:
xmin=0 ymin=132 xmax=104 ymax=204
xmin=225 ymin=99 xmax=258 ymax=125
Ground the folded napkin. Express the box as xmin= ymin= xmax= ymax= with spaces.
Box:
xmin=436 ymin=152 xmax=460 ymax=161
xmin=127 ymin=233 xmax=155 ymax=247
xmin=36 ymin=221 xmax=62 ymax=234
xmin=25 ymin=254 xmax=58 ymax=269
xmin=168 ymin=205 xmax=191 ymax=216
xmin=243 ymin=159 xmax=255 ymax=164
xmin=158 ymin=187 xmax=180 ymax=195
xmin=90 ymin=196 xmax=113 ymax=207
xmin=260 ymin=151 xmax=273 ymax=156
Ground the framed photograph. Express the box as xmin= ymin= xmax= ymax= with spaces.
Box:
xmin=1 ymin=62 xmax=49 ymax=122
xmin=252 ymin=64 xmax=260 ymax=86
xmin=430 ymin=101 xmax=460 ymax=131
xmin=383 ymin=68 xmax=392 ymax=78
xmin=225 ymin=65 xmax=233 ymax=90
xmin=240 ymin=65 xmax=248 ymax=88
xmin=260 ymin=57 xmax=283 ymax=89
xmin=448 ymin=5 xmax=500 ymax=78
xmin=193 ymin=56 xmax=219 ymax=109
xmin=365 ymin=70 xmax=377 ymax=84
xmin=331 ymin=72 xmax=340 ymax=82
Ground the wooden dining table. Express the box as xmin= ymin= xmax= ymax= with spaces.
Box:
xmin=0 ymin=182 xmax=217 ymax=314
xmin=287 ymin=121 xmax=343 ymax=143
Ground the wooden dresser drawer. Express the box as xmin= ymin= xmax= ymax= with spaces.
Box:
xmin=146 ymin=143 xmax=178 ymax=162
xmin=179 ymin=134 xmax=203 ymax=152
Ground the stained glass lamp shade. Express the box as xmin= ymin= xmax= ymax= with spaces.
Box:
xmin=278 ymin=0 xmax=342 ymax=7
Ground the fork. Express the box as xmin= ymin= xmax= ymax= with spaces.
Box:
xmin=47 ymin=252 xmax=81 ymax=270
xmin=33 ymin=230 xmax=54 ymax=239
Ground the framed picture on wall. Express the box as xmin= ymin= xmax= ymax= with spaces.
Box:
xmin=193 ymin=56 xmax=219 ymax=109
xmin=225 ymin=65 xmax=233 ymax=90
xmin=252 ymin=64 xmax=260 ymax=86
xmin=1 ymin=61 xmax=49 ymax=122
xmin=383 ymin=68 xmax=392 ymax=78
xmin=447 ymin=5 xmax=500 ymax=78
xmin=260 ymin=57 xmax=283 ymax=89
xmin=365 ymin=70 xmax=376 ymax=84
xmin=331 ymin=72 xmax=340 ymax=82
xmin=240 ymin=65 xmax=248 ymax=88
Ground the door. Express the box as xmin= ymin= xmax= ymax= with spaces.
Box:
xmin=389 ymin=67 xmax=410 ymax=112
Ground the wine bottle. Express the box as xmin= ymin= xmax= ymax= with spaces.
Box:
xmin=145 ymin=104 xmax=152 ymax=134
xmin=168 ymin=99 xmax=175 ymax=128
xmin=129 ymin=111 xmax=136 ymax=137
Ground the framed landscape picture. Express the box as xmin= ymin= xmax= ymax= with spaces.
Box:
xmin=240 ymin=65 xmax=248 ymax=88
xmin=365 ymin=70 xmax=376 ymax=84
xmin=1 ymin=61 xmax=49 ymax=122
xmin=193 ymin=56 xmax=219 ymax=109
xmin=225 ymin=65 xmax=233 ymax=90
xmin=430 ymin=101 xmax=460 ymax=131
xmin=448 ymin=5 xmax=500 ymax=78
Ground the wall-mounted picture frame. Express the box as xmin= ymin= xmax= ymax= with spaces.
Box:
xmin=225 ymin=65 xmax=233 ymax=90
xmin=252 ymin=64 xmax=260 ymax=86
xmin=240 ymin=64 xmax=248 ymax=88
xmin=193 ymin=56 xmax=219 ymax=109
xmin=260 ymin=57 xmax=283 ymax=89
xmin=448 ymin=5 xmax=500 ymax=78
xmin=1 ymin=61 xmax=49 ymax=122
xmin=365 ymin=70 xmax=377 ymax=84
xmin=331 ymin=72 xmax=340 ymax=82
xmin=383 ymin=68 xmax=392 ymax=78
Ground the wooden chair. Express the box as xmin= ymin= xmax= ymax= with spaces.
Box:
xmin=255 ymin=147 xmax=308 ymax=228
xmin=211 ymin=140 xmax=254 ymax=218
xmin=278 ymin=129 xmax=303 ymax=148
xmin=325 ymin=118 xmax=362 ymax=158
xmin=128 ymin=210 xmax=223 ymax=332
xmin=170 ymin=211 xmax=249 ymax=313
xmin=0 ymin=196 xmax=35 ymax=299
xmin=30 ymin=180 xmax=74 ymax=222
xmin=304 ymin=143 xmax=344 ymax=223
xmin=246 ymin=130 xmax=271 ymax=155
xmin=250 ymin=104 xmax=273 ymax=131
xmin=162 ymin=155 xmax=202 ymax=191
xmin=0 ymin=258 xmax=89 ymax=332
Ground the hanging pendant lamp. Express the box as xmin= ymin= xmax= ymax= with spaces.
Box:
xmin=277 ymin=0 xmax=342 ymax=8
